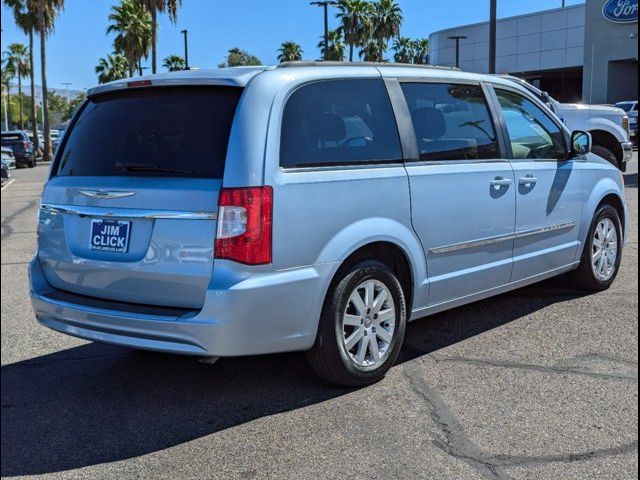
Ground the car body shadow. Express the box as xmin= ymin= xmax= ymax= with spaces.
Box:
xmin=1 ymin=276 xmax=588 ymax=477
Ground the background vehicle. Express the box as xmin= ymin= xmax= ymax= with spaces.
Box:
xmin=1 ymin=131 xmax=35 ymax=168
xmin=30 ymin=65 xmax=627 ymax=386
xmin=501 ymin=76 xmax=633 ymax=170
xmin=1 ymin=159 xmax=9 ymax=184
xmin=1 ymin=146 xmax=17 ymax=169
xmin=616 ymin=101 xmax=638 ymax=146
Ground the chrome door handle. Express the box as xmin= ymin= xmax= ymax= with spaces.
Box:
xmin=491 ymin=177 xmax=512 ymax=189
xmin=519 ymin=175 xmax=538 ymax=186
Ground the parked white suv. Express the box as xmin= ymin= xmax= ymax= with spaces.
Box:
xmin=502 ymin=76 xmax=633 ymax=171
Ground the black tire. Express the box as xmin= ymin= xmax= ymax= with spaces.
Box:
xmin=306 ymin=260 xmax=407 ymax=387
xmin=570 ymin=204 xmax=623 ymax=291
xmin=592 ymin=145 xmax=619 ymax=169
xmin=28 ymin=158 xmax=35 ymax=168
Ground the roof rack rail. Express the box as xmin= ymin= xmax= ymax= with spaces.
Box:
xmin=276 ymin=61 xmax=460 ymax=71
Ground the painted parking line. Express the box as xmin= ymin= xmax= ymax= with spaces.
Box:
xmin=1 ymin=179 xmax=16 ymax=191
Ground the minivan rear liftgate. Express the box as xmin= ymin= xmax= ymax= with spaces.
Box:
xmin=37 ymin=85 xmax=243 ymax=309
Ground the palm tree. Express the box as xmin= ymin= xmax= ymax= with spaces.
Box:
xmin=136 ymin=0 xmax=181 ymax=74
xmin=277 ymin=41 xmax=303 ymax=63
xmin=31 ymin=0 xmax=65 ymax=163
xmin=372 ymin=0 xmax=402 ymax=62
xmin=162 ymin=54 xmax=185 ymax=71
xmin=359 ymin=41 xmax=379 ymax=62
xmin=1 ymin=69 xmax=12 ymax=128
xmin=411 ymin=38 xmax=429 ymax=64
xmin=336 ymin=0 xmax=373 ymax=62
xmin=392 ymin=36 xmax=413 ymax=64
xmin=2 ymin=43 xmax=30 ymax=129
xmin=95 ymin=53 xmax=130 ymax=83
xmin=317 ymin=29 xmax=345 ymax=61
xmin=107 ymin=0 xmax=152 ymax=77
xmin=5 ymin=0 xmax=40 ymax=152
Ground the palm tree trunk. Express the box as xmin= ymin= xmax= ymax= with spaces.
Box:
xmin=349 ymin=44 xmax=354 ymax=62
xmin=39 ymin=29 xmax=52 ymax=163
xmin=151 ymin=9 xmax=157 ymax=74
xmin=29 ymin=29 xmax=40 ymax=155
xmin=17 ymin=69 xmax=23 ymax=130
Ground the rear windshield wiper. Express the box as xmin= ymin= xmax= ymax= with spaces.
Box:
xmin=115 ymin=162 xmax=194 ymax=174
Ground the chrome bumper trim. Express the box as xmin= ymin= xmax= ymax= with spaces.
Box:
xmin=40 ymin=203 xmax=217 ymax=220
xmin=621 ymin=142 xmax=633 ymax=163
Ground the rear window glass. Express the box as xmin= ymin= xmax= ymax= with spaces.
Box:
xmin=280 ymin=79 xmax=402 ymax=167
xmin=54 ymin=86 xmax=242 ymax=178
xmin=1 ymin=134 xmax=23 ymax=143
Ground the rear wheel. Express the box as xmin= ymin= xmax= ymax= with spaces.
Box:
xmin=571 ymin=204 xmax=623 ymax=291
xmin=592 ymin=145 xmax=619 ymax=169
xmin=307 ymin=260 xmax=406 ymax=387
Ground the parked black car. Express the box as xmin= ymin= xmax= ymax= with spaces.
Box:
xmin=1 ymin=131 xmax=35 ymax=168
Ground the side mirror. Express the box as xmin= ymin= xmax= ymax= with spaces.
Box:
xmin=541 ymin=91 xmax=551 ymax=104
xmin=571 ymin=130 xmax=592 ymax=156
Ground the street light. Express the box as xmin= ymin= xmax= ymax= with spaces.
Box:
xmin=61 ymin=82 xmax=72 ymax=102
xmin=489 ymin=0 xmax=497 ymax=74
xmin=310 ymin=1 xmax=337 ymax=61
xmin=181 ymin=30 xmax=189 ymax=70
xmin=447 ymin=35 xmax=468 ymax=69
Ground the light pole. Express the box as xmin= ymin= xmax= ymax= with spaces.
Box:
xmin=447 ymin=35 xmax=468 ymax=69
xmin=489 ymin=0 xmax=497 ymax=74
xmin=181 ymin=30 xmax=189 ymax=70
xmin=61 ymin=82 xmax=72 ymax=102
xmin=310 ymin=1 xmax=336 ymax=61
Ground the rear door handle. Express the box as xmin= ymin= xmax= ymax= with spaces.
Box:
xmin=491 ymin=177 xmax=512 ymax=189
xmin=519 ymin=175 xmax=538 ymax=186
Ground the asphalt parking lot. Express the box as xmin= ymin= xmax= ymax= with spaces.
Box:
xmin=1 ymin=157 xmax=637 ymax=480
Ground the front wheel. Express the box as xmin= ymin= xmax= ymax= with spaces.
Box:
xmin=307 ymin=260 xmax=407 ymax=387
xmin=571 ymin=204 xmax=623 ymax=291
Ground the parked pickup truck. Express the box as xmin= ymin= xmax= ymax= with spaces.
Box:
xmin=501 ymin=76 xmax=633 ymax=171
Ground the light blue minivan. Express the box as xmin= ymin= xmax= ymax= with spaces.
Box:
xmin=30 ymin=63 xmax=628 ymax=386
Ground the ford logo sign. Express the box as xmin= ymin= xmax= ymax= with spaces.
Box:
xmin=602 ymin=0 xmax=639 ymax=23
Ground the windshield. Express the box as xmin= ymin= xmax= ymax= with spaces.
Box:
xmin=615 ymin=102 xmax=636 ymax=113
xmin=53 ymin=86 xmax=243 ymax=178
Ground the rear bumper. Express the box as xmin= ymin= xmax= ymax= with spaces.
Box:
xmin=14 ymin=153 xmax=34 ymax=166
xmin=30 ymin=257 xmax=334 ymax=357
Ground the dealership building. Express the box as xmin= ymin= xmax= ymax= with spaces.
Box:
xmin=429 ymin=0 xmax=638 ymax=103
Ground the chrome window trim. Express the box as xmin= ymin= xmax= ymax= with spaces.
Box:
xmin=429 ymin=222 xmax=576 ymax=254
xmin=40 ymin=203 xmax=217 ymax=220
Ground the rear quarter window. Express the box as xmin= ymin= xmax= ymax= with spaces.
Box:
xmin=54 ymin=86 xmax=242 ymax=178
xmin=280 ymin=79 xmax=402 ymax=168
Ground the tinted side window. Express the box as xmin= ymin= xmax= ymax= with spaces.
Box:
xmin=495 ymin=89 xmax=566 ymax=160
xmin=280 ymin=79 xmax=402 ymax=167
xmin=400 ymin=83 xmax=499 ymax=161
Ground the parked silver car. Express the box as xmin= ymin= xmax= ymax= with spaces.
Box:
xmin=30 ymin=64 xmax=628 ymax=386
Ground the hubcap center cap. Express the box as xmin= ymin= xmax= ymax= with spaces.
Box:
xmin=364 ymin=317 xmax=372 ymax=327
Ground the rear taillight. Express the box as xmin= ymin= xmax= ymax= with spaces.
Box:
xmin=215 ymin=186 xmax=273 ymax=265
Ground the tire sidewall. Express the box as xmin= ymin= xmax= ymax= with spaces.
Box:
xmin=331 ymin=261 xmax=406 ymax=383
xmin=585 ymin=205 xmax=623 ymax=288
xmin=591 ymin=145 xmax=619 ymax=169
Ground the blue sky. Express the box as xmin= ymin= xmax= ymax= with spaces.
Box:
xmin=1 ymin=0 xmax=585 ymax=91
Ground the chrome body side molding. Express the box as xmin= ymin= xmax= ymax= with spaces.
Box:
xmin=40 ymin=203 xmax=217 ymax=221
xmin=430 ymin=222 xmax=576 ymax=254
